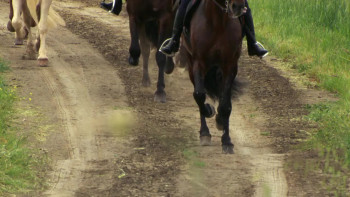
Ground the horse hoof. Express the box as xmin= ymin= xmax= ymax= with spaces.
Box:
xmin=142 ymin=78 xmax=151 ymax=87
xmin=7 ymin=21 xmax=15 ymax=32
xmin=205 ymin=104 xmax=216 ymax=118
xmin=222 ymin=145 xmax=234 ymax=154
xmin=15 ymin=39 xmax=24 ymax=45
xmin=215 ymin=115 xmax=224 ymax=131
xmin=38 ymin=58 xmax=49 ymax=67
xmin=154 ymin=91 xmax=166 ymax=103
xmin=128 ymin=56 xmax=139 ymax=66
xmin=200 ymin=136 xmax=211 ymax=146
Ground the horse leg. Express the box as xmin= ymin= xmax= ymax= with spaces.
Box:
xmin=36 ymin=0 xmax=52 ymax=67
xmin=163 ymin=16 xmax=175 ymax=74
xmin=192 ymin=61 xmax=216 ymax=145
xmin=165 ymin=57 xmax=175 ymax=74
xmin=35 ymin=30 xmax=41 ymax=53
xmin=11 ymin=0 xmax=27 ymax=45
xmin=139 ymin=28 xmax=151 ymax=87
xmin=128 ymin=16 xmax=140 ymax=66
xmin=7 ymin=0 xmax=15 ymax=32
xmin=216 ymin=69 xmax=237 ymax=154
xmin=21 ymin=5 xmax=36 ymax=60
xmin=154 ymin=14 xmax=173 ymax=103
xmin=154 ymin=50 xmax=166 ymax=102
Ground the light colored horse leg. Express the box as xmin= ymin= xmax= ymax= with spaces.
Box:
xmin=11 ymin=0 xmax=27 ymax=45
xmin=37 ymin=0 xmax=52 ymax=66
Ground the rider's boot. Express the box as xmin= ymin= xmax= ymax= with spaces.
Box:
xmin=100 ymin=0 xmax=121 ymax=15
xmin=244 ymin=3 xmax=268 ymax=58
xmin=159 ymin=9 xmax=185 ymax=57
xmin=100 ymin=1 xmax=112 ymax=11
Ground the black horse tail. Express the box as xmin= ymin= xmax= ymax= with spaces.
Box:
xmin=115 ymin=0 xmax=123 ymax=15
xmin=145 ymin=21 xmax=159 ymax=47
xmin=204 ymin=65 xmax=222 ymax=100
xmin=205 ymin=65 xmax=244 ymax=100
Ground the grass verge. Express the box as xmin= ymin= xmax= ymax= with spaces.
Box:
xmin=0 ymin=58 xmax=45 ymax=195
xmin=250 ymin=0 xmax=350 ymax=195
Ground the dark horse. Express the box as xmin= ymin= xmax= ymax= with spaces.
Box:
xmin=182 ymin=0 xmax=246 ymax=154
xmin=117 ymin=0 xmax=177 ymax=102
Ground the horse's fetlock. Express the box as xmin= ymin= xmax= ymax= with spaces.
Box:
xmin=38 ymin=26 xmax=48 ymax=34
xmin=218 ymin=105 xmax=232 ymax=117
xmin=11 ymin=18 xmax=22 ymax=29
xmin=193 ymin=91 xmax=206 ymax=104
xmin=221 ymin=133 xmax=232 ymax=145
xmin=130 ymin=48 xmax=141 ymax=58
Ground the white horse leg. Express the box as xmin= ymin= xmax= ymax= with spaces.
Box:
xmin=37 ymin=0 xmax=52 ymax=66
xmin=11 ymin=0 xmax=27 ymax=45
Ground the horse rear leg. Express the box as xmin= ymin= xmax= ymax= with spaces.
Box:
xmin=7 ymin=0 xmax=15 ymax=32
xmin=11 ymin=0 xmax=27 ymax=45
xmin=154 ymin=51 xmax=167 ymax=103
xmin=154 ymin=14 xmax=173 ymax=103
xmin=162 ymin=17 xmax=174 ymax=74
xmin=21 ymin=5 xmax=37 ymax=60
xmin=192 ymin=61 xmax=216 ymax=146
xmin=128 ymin=16 xmax=140 ymax=66
xmin=165 ymin=57 xmax=175 ymax=74
xmin=139 ymin=29 xmax=151 ymax=87
xmin=216 ymin=68 xmax=237 ymax=154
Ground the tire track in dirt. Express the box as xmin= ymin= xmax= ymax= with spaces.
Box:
xmin=0 ymin=3 xmax=132 ymax=195
xmin=40 ymin=27 xmax=132 ymax=196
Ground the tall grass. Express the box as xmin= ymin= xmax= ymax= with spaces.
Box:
xmin=251 ymin=0 xmax=350 ymax=95
xmin=250 ymin=0 xmax=350 ymax=194
xmin=0 ymin=59 xmax=43 ymax=194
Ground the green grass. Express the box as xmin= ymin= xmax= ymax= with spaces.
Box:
xmin=183 ymin=149 xmax=206 ymax=168
xmin=0 ymin=59 xmax=44 ymax=195
xmin=250 ymin=0 xmax=350 ymax=194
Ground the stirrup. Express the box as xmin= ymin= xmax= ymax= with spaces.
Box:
xmin=159 ymin=38 xmax=176 ymax=57
xmin=110 ymin=0 xmax=116 ymax=13
xmin=256 ymin=41 xmax=269 ymax=58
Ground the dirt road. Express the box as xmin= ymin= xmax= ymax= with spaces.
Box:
xmin=0 ymin=0 xmax=333 ymax=196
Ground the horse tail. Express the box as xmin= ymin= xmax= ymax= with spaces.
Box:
xmin=25 ymin=0 xmax=39 ymax=24
xmin=26 ymin=0 xmax=66 ymax=29
xmin=48 ymin=8 xmax=66 ymax=27
xmin=145 ymin=21 xmax=159 ymax=46
xmin=204 ymin=65 xmax=222 ymax=99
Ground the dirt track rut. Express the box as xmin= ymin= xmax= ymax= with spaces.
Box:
xmin=0 ymin=0 xmax=331 ymax=196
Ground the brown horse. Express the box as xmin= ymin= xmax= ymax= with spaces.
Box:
xmin=117 ymin=0 xmax=177 ymax=102
xmin=182 ymin=0 xmax=246 ymax=154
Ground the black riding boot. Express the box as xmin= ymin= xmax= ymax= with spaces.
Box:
xmin=160 ymin=0 xmax=191 ymax=57
xmin=100 ymin=2 xmax=112 ymax=10
xmin=160 ymin=11 xmax=185 ymax=57
xmin=100 ymin=0 xmax=121 ymax=15
xmin=244 ymin=2 xmax=268 ymax=58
